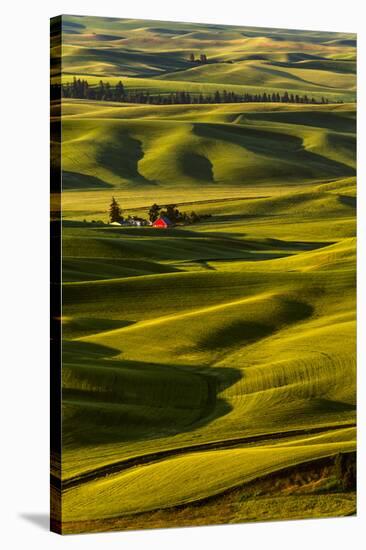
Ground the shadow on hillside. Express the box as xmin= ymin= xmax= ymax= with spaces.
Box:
xmin=61 ymin=220 xmax=333 ymax=265
xmin=62 ymin=339 xmax=241 ymax=448
xmin=62 ymin=171 xmax=113 ymax=189
xmin=265 ymin=238 xmax=332 ymax=250
xmin=181 ymin=152 xmax=214 ymax=182
xmin=63 ymin=338 xmax=123 ymax=360
xmin=338 ymin=194 xmax=356 ymax=208
xmin=198 ymin=298 xmax=313 ymax=352
xmin=96 ymin=130 xmax=156 ymax=186
xmin=193 ymin=122 xmax=355 ymax=179
xmin=243 ymin=110 xmax=356 ymax=134
xmin=62 ymin=317 xmax=136 ymax=339
xmin=311 ymin=398 xmax=355 ymax=413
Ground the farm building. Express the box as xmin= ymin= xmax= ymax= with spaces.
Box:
xmin=110 ymin=217 xmax=149 ymax=227
xmin=125 ymin=216 xmax=150 ymax=226
xmin=130 ymin=216 xmax=149 ymax=226
xmin=152 ymin=216 xmax=173 ymax=228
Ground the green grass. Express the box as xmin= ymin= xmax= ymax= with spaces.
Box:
xmin=61 ymin=453 xmax=355 ymax=532
xmin=63 ymin=431 xmax=355 ymax=521
xmin=54 ymin=15 xmax=357 ymax=532
xmin=60 ymin=191 xmax=356 ymax=522
xmin=57 ymin=101 xmax=355 ymax=195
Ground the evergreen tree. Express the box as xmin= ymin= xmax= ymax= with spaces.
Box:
xmin=189 ymin=53 xmax=195 ymax=62
xmin=109 ymin=197 xmax=122 ymax=223
xmin=96 ymin=80 xmax=105 ymax=101
xmin=214 ymin=90 xmax=222 ymax=103
xmin=105 ymin=82 xmax=112 ymax=101
xmin=115 ymin=80 xmax=125 ymax=102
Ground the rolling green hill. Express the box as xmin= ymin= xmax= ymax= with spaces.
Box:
xmin=53 ymin=14 xmax=356 ymax=533
xmin=55 ymin=15 xmax=356 ymax=102
xmin=58 ymin=101 xmax=355 ymax=193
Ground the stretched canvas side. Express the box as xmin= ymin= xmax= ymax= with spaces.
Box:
xmin=50 ymin=15 xmax=63 ymax=534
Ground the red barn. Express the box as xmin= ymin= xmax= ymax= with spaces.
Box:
xmin=152 ymin=216 xmax=173 ymax=228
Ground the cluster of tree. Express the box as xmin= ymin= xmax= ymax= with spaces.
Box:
xmin=149 ymin=203 xmax=210 ymax=224
xmin=57 ymin=78 xmax=338 ymax=106
xmin=189 ymin=53 xmax=208 ymax=63
xmin=109 ymin=198 xmax=209 ymax=226
xmin=61 ymin=78 xmax=126 ymax=101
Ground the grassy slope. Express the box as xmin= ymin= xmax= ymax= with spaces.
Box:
xmin=58 ymin=101 xmax=355 ymax=197
xmin=62 ymin=454 xmax=355 ymax=532
xmin=56 ymin=16 xmax=356 ymax=530
xmin=60 ymin=106 xmax=356 ymax=521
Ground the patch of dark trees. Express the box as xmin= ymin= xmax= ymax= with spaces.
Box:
xmin=188 ymin=53 xmax=233 ymax=64
xmin=52 ymin=78 xmax=341 ymax=105
xmin=148 ymin=203 xmax=211 ymax=224
xmin=109 ymin=197 xmax=210 ymax=225
xmin=189 ymin=53 xmax=208 ymax=64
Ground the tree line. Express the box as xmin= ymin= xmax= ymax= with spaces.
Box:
xmin=55 ymin=78 xmax=338 ymax=105
xmin=109 ymin=197 xmax=208 ymax=225
xmin=148 ymin=203 xmax=209 ymax=224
